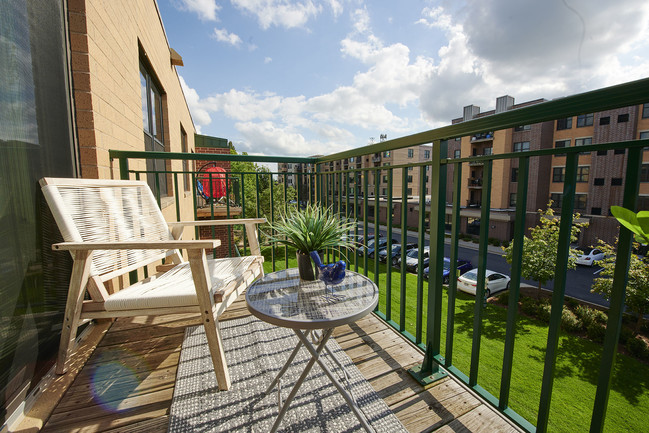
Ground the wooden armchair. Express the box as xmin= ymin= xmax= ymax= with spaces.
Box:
xmin=40 ymin=177 xmax=265 ymax=390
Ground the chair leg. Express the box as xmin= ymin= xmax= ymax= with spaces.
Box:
xmin=203 ymin=318 xmax=231 ymax=390
xmin=57 ymin=250 xmax=93 ymax=374
xmin=188 ymin=248 xmax=232 ymax=390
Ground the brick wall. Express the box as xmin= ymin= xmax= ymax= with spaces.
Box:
xmin=68 ymin=0 xmax=196 ymax=228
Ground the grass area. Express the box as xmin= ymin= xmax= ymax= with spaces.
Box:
xmin=261 ymin=249 xmax=649 ymax=433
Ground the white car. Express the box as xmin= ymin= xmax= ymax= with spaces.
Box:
xmin=457 ymin=269 xmax=510 ymax=297
xmin=576 ymin=248 xmax=605 ymax=266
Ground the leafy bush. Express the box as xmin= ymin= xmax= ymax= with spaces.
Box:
xmin=586 ymin=323 xmax=607 ymax=343
xmin=626 ymin=337 xmax=649 ymax=361
xmin=619 ymin=327 xmax=634 ymax=344
xmin=561 ymin=308 xmax=581 ymax=332
xmin=501 ymin=240 xmax=510 ymax=248
xmin=496 ymin=291 xmax=509 ymax=306
xmin=575 ymin=305 xmax=607 ymax=329
xmin=520 ymin=297 xmax=538 ymax=316
xmin=537 ymin=301 xmax=552 ymax=324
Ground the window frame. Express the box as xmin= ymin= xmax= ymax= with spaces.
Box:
xmin=556 ymin=117 xmax=573 ymax=130
xmin=513 ymin=141 xmax=530 ymax=152
xmin=577 ymin=113 xmax=594 ymax=127
xmin=140 ymin=60 xmax=168 ymax=197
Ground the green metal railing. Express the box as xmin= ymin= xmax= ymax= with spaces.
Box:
xmin=110 ymin=77 xmax=649 ymax=433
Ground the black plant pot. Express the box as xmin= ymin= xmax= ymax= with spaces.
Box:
xmin=296 ymin=251 xmax=320 ymax=281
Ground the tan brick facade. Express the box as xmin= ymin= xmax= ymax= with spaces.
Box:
xmin=68 ymin=0 xmax=197 ymax=230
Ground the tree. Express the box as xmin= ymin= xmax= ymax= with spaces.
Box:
xmin=591 ymin=241 xmax=649 ymax=333
xmin=502 ymin=203 xmax=585 ymax=298
xmin=229 ymin=145 xmax=296 ymax=224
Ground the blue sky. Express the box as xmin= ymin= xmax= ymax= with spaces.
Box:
xmin=158 ymin=0 xmax=649 ymax=159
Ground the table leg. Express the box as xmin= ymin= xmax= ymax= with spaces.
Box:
xmin=269 ymin=328 xmax=332 ymax=433
xmin=296 ymin=329 xmax=374 ymax=433
xmin=265 ymin=330 xmax=310 ymax=396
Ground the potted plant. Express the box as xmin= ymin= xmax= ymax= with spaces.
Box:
xmin=266 ymin=203 xmax=357 ymax=280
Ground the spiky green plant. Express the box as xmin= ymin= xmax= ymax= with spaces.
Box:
xmin=265 ymin=203 xmax=356 ymax=254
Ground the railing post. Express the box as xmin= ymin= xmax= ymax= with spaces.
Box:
xmin=409 ymin=139 xmax=448 ymax=385
xmin=536 ymin=152 xmax=578 ymax=432
xmin=589 ymin=146 xmax=642 ymax=433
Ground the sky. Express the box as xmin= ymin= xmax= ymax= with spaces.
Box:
xmin=158 ymin=0 xmax=649 ymax=160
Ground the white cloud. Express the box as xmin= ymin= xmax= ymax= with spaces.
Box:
xmin=172 ymin=0 xmax=220 ymax=21
xmin=212 ymin=27 xmax=243 ymax=47
xmin=179 ymin=76 xmax=212 ymax=133
xmin=231 ymin=0 xmax=322 ymax=29
xmin=327 ymin=0 xmax=343 ymax=18
xmin=264 ymin=56 xmax=273 ymax=63
xmin=178 ymin=1 xmax=649 ymax=158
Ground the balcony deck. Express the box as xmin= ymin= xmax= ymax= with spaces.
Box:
xmin=38 ymin=296 xmax=521 ymax=432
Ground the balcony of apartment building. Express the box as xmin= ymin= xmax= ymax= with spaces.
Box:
xmin=7 ymin=80 xmax=649 ymax=433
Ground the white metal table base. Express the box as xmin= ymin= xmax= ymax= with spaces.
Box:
xmin=266 ymin=328 xmax=373 ymax=433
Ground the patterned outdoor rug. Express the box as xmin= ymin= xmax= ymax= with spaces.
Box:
xmin=168 ymin=315 xmax=408 ymax=432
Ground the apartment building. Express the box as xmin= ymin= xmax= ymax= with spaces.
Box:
xmin=449 ymin=98 xmax=649 ymax=245
xmin=448 ymin=96 xmax=555 ymax=240
xmin=549 ymin=103 xmax=649 ymax=245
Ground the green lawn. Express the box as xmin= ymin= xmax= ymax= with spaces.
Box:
xmin=261 ymin=250 xmax=649 ymax=433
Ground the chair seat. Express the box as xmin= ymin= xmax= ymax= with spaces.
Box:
xmin=104 ymin=256 xmax=261 ymax=311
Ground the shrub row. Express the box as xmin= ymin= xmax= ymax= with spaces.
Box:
xmin=515 ymin=296 xmax=649 ymax=361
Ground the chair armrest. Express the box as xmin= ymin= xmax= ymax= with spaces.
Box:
xmin=168 ymin=218 xmax=267 ymax=228
xmin=52 ymin=239 xmax=221 ymax=251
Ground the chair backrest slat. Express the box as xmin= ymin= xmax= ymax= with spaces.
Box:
xmin=41 ymin=178 xmax=173 ymax=279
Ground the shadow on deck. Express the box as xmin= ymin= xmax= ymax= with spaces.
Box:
xmin=28 ymin=297 xmax=521 ymax=432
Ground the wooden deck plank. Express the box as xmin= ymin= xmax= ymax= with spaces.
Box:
xmin=36 ymin=295 xmax=521 ymax=433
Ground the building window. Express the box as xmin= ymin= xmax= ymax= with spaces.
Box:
xmin=643 ymin=103 xmax=649 ymax=118
xmin=350 ymin=157 xmax=355 ymax=162
xmin=614 ymin=148 xmax=626 ymax=155
xmin=577 ymin=114 xmax=594 ymax=127
xmin=575 ymin=195 xmax=587 ymax=210
xmin=140 ymin=61 xmax=167 ymax=197
xmin=557 ymin=117 xmax=572 ymax=130
xmin=407 ymin=188 xmax=412 ymax=195
xmin=552 ymin=167 xmax=565 ymax=182
xmin=383 ymin=151 xmax=390 ymax=157
xmin=550 ymin=194 xmax=562 ymax=207
xmin=484 ymin=147 xmax=493 ymax=155
xmin=513 ymin=141 xmax=530 ymax=152
xmin=639 ymin=196 xmax=649 ymax=210
xmin=514 ymin=125 xmax=531 ymax=131
xmin=594 ymin=178 xmax=605 ymax=186
xmin=408 ymin=149 xmax=414 ymax=158
xmin=599 ymin=116 xmax=610 ymax=126
xmin=382 ymin=175 xmax=388 ymax=183
xmin=424 ymin=150 xmax=431 ymax=159
xmin=575 ymin=137 xmax=592 ymax=154
xmin=591 ymin=207 xmax=602 ymax=215
xmin=454 ymin=149 xmax=461 ymax=158
xmin=611 ymin=177 xmax=623 ymax=186
xmin=181 ymin=126 xmax=190 ymax=191
xmin=555 ymin=139 xmax=570 ymax=155
xmin=618 ymin=113 xmax=630 ymax=123
xmin=641 ymin=164 xmax=649 ymax=182
xmin=511 ymin=167 xmax=518 ymax=182
xmin=509 ymin=193 xmax=517 ymax=207
xmin=576 ymin=166 xmax=589 ymax=182
xmin=640 ymin=131 xmax=649 ymax=140
xmin=382 ymin=188 xmax=387 ymax=195
xmin=407 ymin=175 xmax=413 ymax=183
xmin=597 ymin=150 xmax=608 ymax=156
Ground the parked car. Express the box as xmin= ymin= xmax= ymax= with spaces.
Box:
xmin=457 ymin=269 xmax=510 ymax=297
xmin=575 ymin=247 xmax=605 ymax=266
xmin=423 ymin=258 xmax=473 ymax=283
xmin=379 ymin=243 xmax=418 ymax=265
xmin=404 ymin=246 xmax=430 ymax=273
xmin=366 ymin=237 xmax=395 ymax=258
xmin=356 ymin=235 xmax=387 ymax=257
